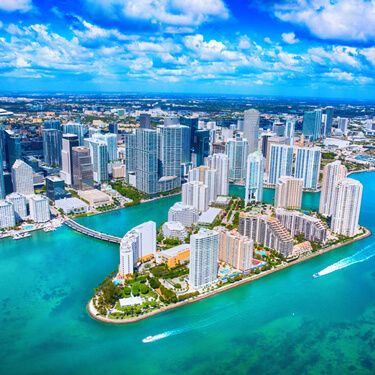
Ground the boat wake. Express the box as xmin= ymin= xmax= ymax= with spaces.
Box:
xmin=142 ymin=329 xmax=184 ymax=343
xmin=313 ymin=243 xmax=375 ymax=278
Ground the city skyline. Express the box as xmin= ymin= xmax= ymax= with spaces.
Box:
xmin=0 ymin=0 xmax=374 ymax=99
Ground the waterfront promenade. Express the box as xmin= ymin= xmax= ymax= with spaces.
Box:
xmin=64 ymin=219 xmax=121 ymax=244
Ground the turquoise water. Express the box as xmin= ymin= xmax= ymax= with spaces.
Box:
xmin=0 ymin=175 xmax=374 ymax=374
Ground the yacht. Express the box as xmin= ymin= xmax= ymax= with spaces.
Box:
xmin=13 ymin=233 xmax=31 ymax=240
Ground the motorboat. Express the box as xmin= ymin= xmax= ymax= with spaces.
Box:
xmin=13 ymin=233 xmax=31 ymax=240
xmin=142 ymin=336 xmax=154 ymax=343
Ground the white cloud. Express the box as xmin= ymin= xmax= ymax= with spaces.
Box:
xmin=324 ymin=69 xmax=354 ymax=81
xmin=264 ymin=37 xmax=273 ymax=44
xmin=130 ymin=57 xmax=153 ymax=71
xmin=281 ymin=32 xmax=299 ymax=44
xmin=85 ymin=0 xmax=228 ymax=27
xmin=238 ymin=35 xmax=251 ymax=49
xmin=361 ymin=48 xmax=375 ymax=67
xmin=0 ymin=0 xmax=32 ymax=12
xmin=274 ymin=0 xmax=375 ymax=42
xmin=309 ymin=46 xmax=360 ymax=67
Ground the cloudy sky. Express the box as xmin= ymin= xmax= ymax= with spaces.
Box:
xmin=0 ymin=0 xmax=374 ymax=98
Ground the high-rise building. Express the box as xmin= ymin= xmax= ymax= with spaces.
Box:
xmin=11 ymin=159 xmax=34 ymax=196
xmin=323 ymin=107 xmax=334 ymax=136
xmin=157 ymin=125 xmax=183 ymax=184
xmin=206 ymin=153 xmax=229 ymax=196
xmin=4 ymin=130 xmax=22 ymax=169
xmin=43 ymin=129 xmax=62 ymax=167
xmin=86 ymin=139 xmax=108 ymax=184
xmin=180 ymin=116 xmax=199 ymax=152
xmin=139 ymin=113 xmax=151 ymax=129
xmin=46 ymin=176 xmax=68 ymax=201
xmin=331 ymin=178 xmax=362 ymax=237
xmin=338 ymin=117 xmax=349 ymax=135
xmin=29 ymin=195 xmax=50 ymax=223
xmin=294 ymin=147 xmax=321 ymax=190
xmin=124 ymin=132 xmax=137 ymax=181
xmin=63 ymin=122 xmax=86 ymax=145
xmin=188 ymin=166 xmax=218 ymax=203
xmin=109 ymin=123 xmax=118 ymax=134
xmin=181 ymin=181 xmax=209 ymax=212
xmin=168 ymin=202 xmax=199 ymax=227
xmin=245 ymin=151 xmax=264 ymax=205
xmin=276 ymin=208 xmax=327 ymax=243
xmin=92 ymin=133 xmax=118 ymax=161
xmin=0 ymin=151 xmax=5 ymax=199
xmin=302 ymin=110 xmax=322 ymax=141
xmin=243 ymin=109 xmax=260 ymax=153
xmin=274 ymin=176 xmax=303 ymax=209
xmin=218 ymin=228 xmax=253 ymax=271
xmin=119 ymin=221 xmax=156 ymax=275
xmin=72 ymin=147 xmax=93 ymax=190
xmin=0 ymin=200 xmax=16 ymax=229
xmin=61 ymin=134 xmax=79 ymax=186
xmin=44 ymin=120 xmax=61 ymax=131
xmin=6 ymin=192 xmax=27 ymax=221
xmin=225 ymin=134 xmax=249 ymax=182
xmin=319 ymin=161 xmax=347 ymax=216
xmin=268 ymin=144 xmax=293 ymax=185
xmin=189 ymin=229 xmax=219 ymax=288
xmin=265 ymin=136 xmax=289 ymax=173
xmin=135 ymin=129 xmax=158 ymax=194
xmin=272 ymin=121 xmax=285 ymax=137
xmin=193 ymin=129 xmax=210 ymax=166
xmin=284 ymin=120 xmax=295 ymax=145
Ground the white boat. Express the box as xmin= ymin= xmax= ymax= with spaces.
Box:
xmin=142 ymin=336 xmax=154 ymax=343
xmin=312 ymin=273 xmax=320 ymax=279
xmin=13 ymin=233 xmax=31 ymax=240
xmin=44 ymin=227 xmax=56 ymax=232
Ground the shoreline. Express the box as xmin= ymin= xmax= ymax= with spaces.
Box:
xmin=87 ymin=227 xmax=371 ymax=325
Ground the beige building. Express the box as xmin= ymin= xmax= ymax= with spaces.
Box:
xmin=274 ymin=176 xmax=303 ymax=209
xmin=218 ymin=228 xmax=253 ymax=271
xmin=78 ymin=189 xmax=113 ymax=208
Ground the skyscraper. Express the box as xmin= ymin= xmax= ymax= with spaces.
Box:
xmin=274 ymin=176 xmax=303 ymax=209
xmin=168 ymin=202 xmax=199 ymax=227
xmin=6 ymin=192 xmax=27 ymax=221
xmin=44 ymin=120 xmax=61 ymax=131
xmin=302 ymin=110 xmax=322 ymax=141
xmin=46 ymin=176 xmax=67 ymax=201
xmin=29 ymin=195 xmax=50 ymax=223
xmin=180 ymin=116 xmax=199 ymax=151
xmin=206 ymin=153 xmax=229 ymax=196
xmin=331 ymin=178 xmax=362 ymax=237
xmin=92 ymin=133 xmax=118 ymax=162
xmin=43 ymin=129 xmax=62 ymax=167
xmin=124 ymin=131 xmax=137 ymax=181
xmin=135 ymin=128 xmax=158 ymax=194
xmin=139 ymin=113 xmax=151 ymax=129
xmin=181 ymin=180 xmax=209 ymax=212
xmin=272 ymin=121 xmax=285 ymax=137
xmin=0 ymin=200 xmax=16 ymax=229
xmin=284 ymin=119 xmax=295 ymax=145
xmin=109 ymin=123 xmax=118 ymax=134
xmin=11 ymin=159 xmax=34 ymax=196
xmin=225 ymin=134 xmax=249 ymax=182
xmin=189 ymin=229 xmax=219 ymax=288
xmin=63 ymin=122 xmax=86 ymax=145
xmin=243 ymin=109 xmax=260 ymax=153
xmin=72 ymin=146 xmax=93 ymax=190
xmin=323 ymin=107 xmax=334 ymax=136
xmin=268 ymin=144 xmax=293 ymax=185
xmin=4 ymin=130 xmax=22 ymax=169
xmin=193 ymin=129 xmax=210 ymax=166
xmin=86 ymin=139 xmax=108 ymax=184
xmin=61 ymin=134 xmax=79 ymax=186
xmin=319 ymin=160 xmax=347 ymax=217
xmin=338 ymin=117 xmax=349 ymax=135
xmin=0 ymin=151 xmax=5 ymax=199
xmin=245 ymin=151 xmax=264 ymax=205
xmin=294 ymin=147 xmax=321 ymax=190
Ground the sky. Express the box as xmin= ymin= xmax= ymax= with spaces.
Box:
xmin=0 ymin=0 xmax=374 ymax=99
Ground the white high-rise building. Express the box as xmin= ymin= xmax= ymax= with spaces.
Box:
xmin=29 ymin=195 xmax=50 ymax=223
xmin=6 ymin=193 xmax=27 ymax=221
xmin=268 ymin=144 xmax=293 ymax=185
xmin=118 ymin=221 xmax=156 ymax=275
xmin=63 ymin=122 xmax=86 ymax=145
xmin=331 ymin=178 xmax=362 ymax=237
xmin=243 ymin=109 xmax=260 ymax=153
xmin=274 ymin=176 xmax=303 ymax=209
xmin=11 ymin=160 xmax=34 ymax=196
xmin=182 ymin=181 xmax=209 ymax=212
xmin=188 ymin=166 xmax=217 ymax=202
xmin=189 ymin=229 xmax=219 ymax=289
xmin=85 ymin=138 xmax=109 ymax=183
xmin=245 ymin=151 xmax=264 ymax=205
xmin=294 ymin=147 xmax=321 ymax=190
xmin=225 ymin=134 xmax=249 ymax=181
xmin=93 ymin=133 xmax=118 ymax=161
xmin=61 ymin=133 xmax=79 ymax=185
xmin=206 ymin=153 xmax=229 ymax=196
xmin=168 ymin=202 xmax=199 ymax=227
xmin=0 ymin=200 xmax=16 ymax=229
xmin=284 ymin=119 xmax=295 ymax=145
xmin=338 ymin=117 xmax=349 ymax=135
xmin=319 ymin=161 xmax=347 ymax=216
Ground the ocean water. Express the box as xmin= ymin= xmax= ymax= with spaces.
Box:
xmin=0 ymin=175 xmax=374 ymax=374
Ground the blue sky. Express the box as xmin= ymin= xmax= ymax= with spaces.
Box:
xmin=0 ymin=0 xmax=374 ymax=99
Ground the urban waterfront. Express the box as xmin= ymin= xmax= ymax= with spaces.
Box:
xmin=1 ymin=173 xmax=374 ymax=375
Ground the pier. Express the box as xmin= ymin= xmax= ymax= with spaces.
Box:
xmin=64 ymin=219 xmax=121 ymax=244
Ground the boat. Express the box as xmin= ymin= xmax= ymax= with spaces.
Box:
xmin=44 ymin=227 xmax=56 ymax=232
xmin=13 ymin=233 xmax=31 ymax=240
xmin=312 ymin=273 xmax=320 ymax=278
xmin=142 ymin=336 xmax=154 ymax=343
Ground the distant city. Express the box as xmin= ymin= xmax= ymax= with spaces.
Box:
xmin=0 ymin=94 xmax=373 ymax=321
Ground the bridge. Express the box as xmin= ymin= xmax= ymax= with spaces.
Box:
xmin=64 ymin=219 xmax=121 ymax=244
